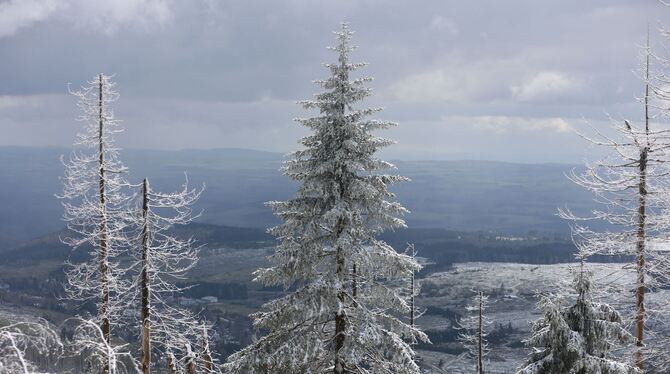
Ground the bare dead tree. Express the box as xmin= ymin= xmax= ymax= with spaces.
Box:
xmin=58 ymin=74 xmax=134 ymax=373
xmin=560 ymin=34 xmax=670 ymax=371
xmin=458 ymin=291 xmax=489 ymax=374
xmin=133 ymin=176 xmax=209 ymax=373
xmin=200 ymin=322 xmax=214 ymax=373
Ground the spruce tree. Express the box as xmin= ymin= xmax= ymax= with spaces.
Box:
xmin=224 ymin=22 xmax=426 ymax=373
xmin=518 ymin=264 xmax=638 ymax=374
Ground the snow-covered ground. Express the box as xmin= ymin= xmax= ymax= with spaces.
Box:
xmin=415 ymin=262 xmax=670 ymax=373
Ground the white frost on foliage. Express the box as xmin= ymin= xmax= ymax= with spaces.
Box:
xmin=65 ymin=317 xmax=139 ymax=374
xmin=518 ymin=265 xmax=638 ymax=374
xmin=57 ymin=73 xmax=136 ymax=366
xmin=0 ymin=318 xmax=62 ymax=374
xmin=224 ymin=23 xmax=427 ymax=374
xmin=558 ymin=40 xmax=670 ymax=369
xmin=131 ymin=176 xmax=216 ymax=371
xmin=457 ymin=291 xmax=490 ymax=373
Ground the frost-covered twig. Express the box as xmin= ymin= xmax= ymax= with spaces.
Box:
xmin=0 ymin=319 xmax=62 ymax=373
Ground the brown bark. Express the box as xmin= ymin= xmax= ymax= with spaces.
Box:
xmin=334 ymin=52 xmax=348 ymax=373
xmin=166 ymin=351 xmax=177 ymax=374
xmin=201 ymin=324 xmax=213 ymax=372
xmin=185 ymin=343 xmax=198 ymax=374
xmin=141 ymin=178 xmax=151 ymax=374
xmin=334 ymin=241 xmax=346 ymax=374
xmin=635 ymin=148 xmax=647 ymax=371
xmin=634 ymin=35 xmax=650 ymax=371
xmin=352 ymin=263 xmax=357 ymax=299
xmin=97 ymin=74 xmax=111 ymax=374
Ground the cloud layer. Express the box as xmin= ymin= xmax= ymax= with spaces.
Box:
xmin=0 ymin=0 xmax=172 ymax=37
xmin=0 ymin=0 xmax=667 ymax=163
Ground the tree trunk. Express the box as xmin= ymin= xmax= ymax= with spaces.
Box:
xmin=202 ymin=323 xmax=213 ymax=372
xmin=166 ymin=351 xmax=177 ymax=374
xmin=333 ymin=67 xmax=348 ymax=372
xmin=334 ymin=242 xmax=346 ymax=374
xmin=97 ymin=73 xmax=111 ymax=374
xmin=410 ymin=269 xmax=415 ymax=329
xmin=478 ymin=291 xmax=484 ymax=374
xmin=352 ymin=263 xmax=357 ymax=299
xmin=333 ymin=213 xmax=347 ymax=374
xmin=635 ymin=38 xmax=650 ymax=371
xmin=635 ymin=146 xmax=648 ymax=371
xmin=185 ymin=343 xmax=197 ymax=374
xmin=635 ymin=148 xmax=647 ymax=370
xmin=141 ymin=178 xmax=151 ymax=374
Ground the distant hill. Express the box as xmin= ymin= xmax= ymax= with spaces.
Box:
xmin=0 ymin=146 xmax=595 ymax=248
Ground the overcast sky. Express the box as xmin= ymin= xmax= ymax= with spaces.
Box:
xmin=1 ymin=0 xmax=669 ymax=163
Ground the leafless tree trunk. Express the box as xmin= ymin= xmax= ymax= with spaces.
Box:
xmin=166 ymin=351 xmax=177 ymax=374
xmin=634 ymin=32 xmax=651 ymax=371
xmin=410 ymin=269 xmax=414 ymax=329
xmin=352 ymin=263 xmax=357 ymax=299
xmin=185 ymin=343 xmax=197 ymax=374
xmin=141 ymin=178 xmax=151 ymax=374
xmin=408 ymin=244 xmax=417 ymax=345
xmin=97 ymin=73 xmax=111 ymax=374
xmin=478 ymin=291 xmax=484 ymax=374
xmin=201 ymin=324 xmax=213 ymax=372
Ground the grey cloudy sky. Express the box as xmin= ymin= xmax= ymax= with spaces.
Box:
xmin=1 ymin=0 xmax=669 ymax=163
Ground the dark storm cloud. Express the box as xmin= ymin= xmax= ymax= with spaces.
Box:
xmin=0 ymin=0 xmax=669 ymax=162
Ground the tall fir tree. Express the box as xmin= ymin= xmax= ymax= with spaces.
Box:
xmin=224 ymin=23 xmax=427 ymax=374
xmin=518 ymin=264 xmax=638 ymax=374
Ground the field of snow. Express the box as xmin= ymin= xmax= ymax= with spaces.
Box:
xmin=414 ymin=262 xmax=668 ymax=373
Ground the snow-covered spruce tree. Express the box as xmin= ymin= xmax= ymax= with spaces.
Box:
xmin=559 ymin=35 xmax=670 ymax=371
xmin=0 ymin=319 xmax=62 ymax=373
xmin=58 ymin=73 xmax=134 ymax=371
xmin=224 ymin=23 xmax=427 ymax=374
xmin=518 ymin=264 xmax=638 ymax=374
xmin=458 ymin=291 xmax=489 ymax=374
xmin=135 ymin=177 xmax=210 ymax=373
